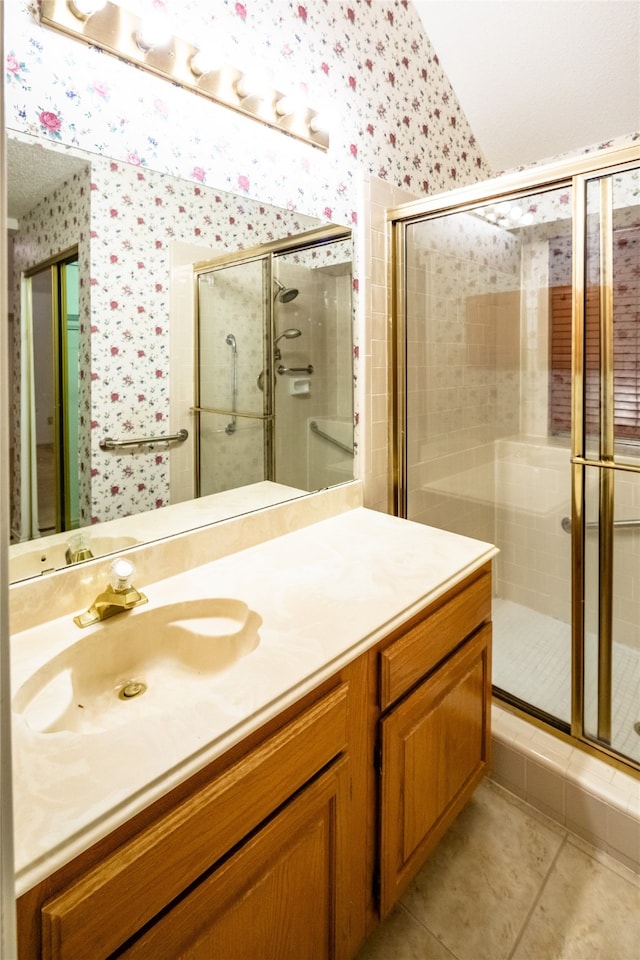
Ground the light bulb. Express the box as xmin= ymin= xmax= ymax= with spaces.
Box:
xmin=236 ymin=69 xmax=270 ymax=99
xmin=136 ymin=13 xmax=173 ymax=52
xmin=520 ymin=212 xmax=534 ymax=226
xmin=276 ymin=94 xmax=306 ymax=117
xmin=68 ymin=0 xmax=107 ymax=18
xmin=509 ymin=205 xmax=523 ymax=221
xmin=190 ymin=49 xmax=223 ymax=77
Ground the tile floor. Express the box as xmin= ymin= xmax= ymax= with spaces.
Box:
xmin=356 ymin=779 xmax=640 ymax=960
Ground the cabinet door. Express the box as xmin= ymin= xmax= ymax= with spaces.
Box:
xmin=118 ymin=757 xmax=350 ymax=960
xmin=379 ymin=624 xmax=491 ymax=917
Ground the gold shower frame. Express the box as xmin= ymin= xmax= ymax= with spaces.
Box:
xmin=387 ymin=143 xmax=640 ymax=769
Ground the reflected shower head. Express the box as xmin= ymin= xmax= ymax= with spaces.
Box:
xmin=273 ymin=327 xmax=302 ymax=360
xmin=273 ymin=277 xmax=299 ymax=303
xmin=274 ymin=328 xmax=302 ymax=346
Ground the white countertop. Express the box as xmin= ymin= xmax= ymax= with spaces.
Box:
xmin=11 ymin=506 xmax=497 ymax=896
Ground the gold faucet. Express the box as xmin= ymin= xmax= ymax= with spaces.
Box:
xmin=73 ymin=557 xmax=148 ymax=627
xmin=65 ymin=533 xmax=94 ymax=566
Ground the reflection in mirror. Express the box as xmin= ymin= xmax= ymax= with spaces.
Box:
xmin=6 ymin=132 xmax=354 ymax=584
xmin=194 ymin=229 xmax=354 ymax=499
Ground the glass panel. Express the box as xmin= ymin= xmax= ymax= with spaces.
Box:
xmin=583 ymin=467 xmax=640 ymax=764
xmin=198 ymin=412 xmax=266 ymax=496
xmin=404 ymin=185 xmax=574 ymax=724
xmin=198 ymin=259 xmax=266 ymax=417
xmin=612 ymin=166 xmax=640 ymax=461
xmin=612 ymin=469 xmax=640 ymax=763
xmin=584 ymin=182 xmax=602 ymax=461
xmin=272 ymin=239 xmax=353 ymax=490
xmin=584 ymin=167 xmax=640 ymax=461
xmin=581 ymin=165 xmax=640 ymax=765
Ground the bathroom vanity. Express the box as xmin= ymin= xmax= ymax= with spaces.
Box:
xmin=11 ymin=494 xmax=496 ymax=959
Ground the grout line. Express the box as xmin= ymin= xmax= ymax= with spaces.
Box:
xmin=507 ymin=833 xmax=568 ymax=960
xmin=398 ymin=902 xmax=459 ymax=960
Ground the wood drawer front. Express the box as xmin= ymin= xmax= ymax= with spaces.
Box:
xmin=41 ymin=683 xmax=349 ymax=960
xmin=380 ymin=571 xmax=490 ymax=710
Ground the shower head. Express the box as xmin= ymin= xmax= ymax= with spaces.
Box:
xmin=273 ymin=327 xmax=302 ymax=360
xmin=273 ymin=277 xmax=299 ymax=303
xmin=225 ymin=333 xmax=237 ymax=350
xmin=274 ymin=328 xmax=302 ymax=347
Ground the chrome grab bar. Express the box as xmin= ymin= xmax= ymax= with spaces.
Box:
xmin=225 ymin=333 xmax=238 ymax=435
xmin=277 ymin=363 xmax=314 ymax=375
xmin=99 ymin=428 xmax=189 ymax=451
xmin=561 ymin=515 xmax=640 ymax=534
xmin=310 ymin=420 xmax=354 ymax=455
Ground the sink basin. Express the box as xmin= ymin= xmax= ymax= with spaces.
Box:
xmin=13 ymin=599 xmax=261 ymax=735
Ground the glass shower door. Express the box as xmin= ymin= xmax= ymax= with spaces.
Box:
xmin=196 ymin=258 xmax=270 ymax=496
xmin=399 ymin=186 xmax=576 ymax=727
xmin=577 ymin=163 xmax=640 ymax=764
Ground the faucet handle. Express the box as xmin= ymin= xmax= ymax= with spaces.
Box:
xmin=109 ymin=557 xmax=136 ymax=593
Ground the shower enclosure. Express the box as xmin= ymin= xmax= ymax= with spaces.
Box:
xmin=193 ymin=226 xmax=354 ymax=497
xmin=390 ymin=145 xmax=639 ymax=769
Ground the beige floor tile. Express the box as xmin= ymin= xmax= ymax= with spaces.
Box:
xmin=512 ymin=839 xmax=640 ymax=960
xmin=399 ymin=780 xmax=564 ymax=960
xmin=354 ymin=904 xmax=456 ymax=960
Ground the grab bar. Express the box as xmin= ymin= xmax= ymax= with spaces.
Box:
xmin=310 ymin=420 xmax=354 ymax=455
xmin=277 ymin=363 xmax=314 ymax=375
xmin=225 ymin=333 xmax=237 ymax=435
xmin=561 ymin=515 xmax=640 ymax=534
xmin=100 ymin=428 xmax=189 ymax=451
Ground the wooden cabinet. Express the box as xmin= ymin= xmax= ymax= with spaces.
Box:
xmin=378 ymin=623 xmax=491 ymax=916
xmin=17 ymin=565 xmax=493 ymax=960
xmin=30 ymin=683 xmax=352 ymax=960
xmin=118 ymin=758 xmax=348 ymax=960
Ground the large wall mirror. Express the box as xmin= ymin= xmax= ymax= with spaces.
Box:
xmin=6 ymin=131 xmax=355 ymax=584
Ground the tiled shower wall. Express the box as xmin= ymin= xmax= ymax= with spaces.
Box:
xmin=404 ymin=214 xmax=521 ymax=542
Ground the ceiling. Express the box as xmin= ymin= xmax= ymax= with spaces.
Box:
xmin=413 ymin=0 xmax=640 ymax=172
xmin=7 ymin=139 xmax=89 ymax=222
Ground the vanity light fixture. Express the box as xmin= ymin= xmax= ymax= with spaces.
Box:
xmin=40 ymin=0 xmax=329 ymax=150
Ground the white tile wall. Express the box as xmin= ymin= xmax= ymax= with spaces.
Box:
xmin=357 ymin=175 xmax=417 ymax=514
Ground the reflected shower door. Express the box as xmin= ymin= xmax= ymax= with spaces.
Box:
xmin=196 ymin=258 xmax=270 ymax=496
xmin=273 ymin=239 xmax=354 ymax=491
xmin=578 ymin=163 xmax=640 ymax=764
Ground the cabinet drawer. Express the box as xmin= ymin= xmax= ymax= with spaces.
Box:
xmin=41 ymin=683 xmax=349 ymax=960
xmin=380 ymin=569 xmax=490 ymax=710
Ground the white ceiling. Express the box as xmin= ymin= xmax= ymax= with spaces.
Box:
xmin=413 ymin=0 xmax=640 ymax=172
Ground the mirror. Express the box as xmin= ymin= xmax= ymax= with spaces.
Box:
xmin=6 ymin=131 xmax=354 ymax=583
